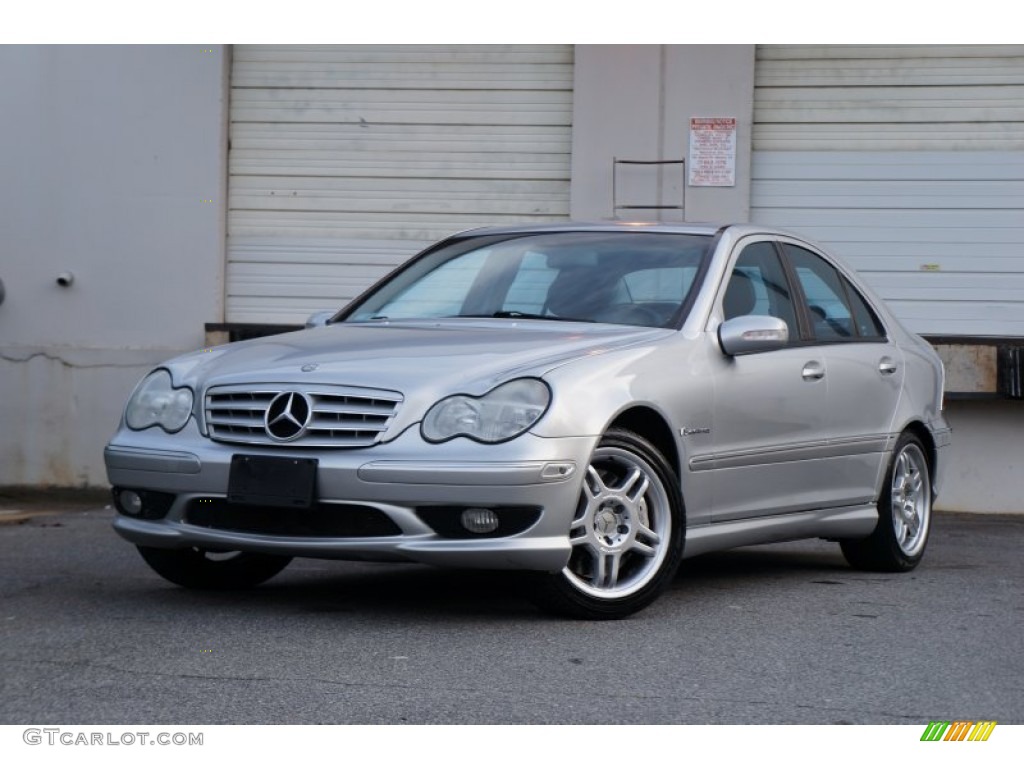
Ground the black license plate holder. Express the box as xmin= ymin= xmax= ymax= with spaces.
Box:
xmin=228 ymin=455 xmax=318 ymax=509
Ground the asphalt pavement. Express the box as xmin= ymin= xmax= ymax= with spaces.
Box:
xmin=0 ymin=495 xmax=1021 ymax=725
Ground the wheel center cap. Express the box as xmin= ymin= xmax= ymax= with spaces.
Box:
xmin=594 ymin=509 xmax=620 ymax=537
xmin=592 ymin=498 xmax=631 ymax=546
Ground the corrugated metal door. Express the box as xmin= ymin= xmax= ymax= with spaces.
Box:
xmin=751 ymin=45 xmax=1024 ymax=337
xmin=227 ymin=45 xmax=574 ymax=324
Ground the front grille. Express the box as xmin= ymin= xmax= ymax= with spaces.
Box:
xmin=185 ymin=498 xmax=402 ymax=538
xmin=204 ymin=384 xmax=402 ymax=447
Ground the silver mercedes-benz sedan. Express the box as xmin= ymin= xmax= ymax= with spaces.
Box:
xmin=105 ymin=223 xmax=950 ymax=619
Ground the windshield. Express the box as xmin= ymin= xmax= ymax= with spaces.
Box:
xmin=341 ymin=231 xmax=712 ymax=328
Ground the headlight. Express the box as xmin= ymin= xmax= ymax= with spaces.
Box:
xmin=422 ymin=379 xmax=551 ymax=444
xmin=125 ymin=369 xmax=194 ymax=433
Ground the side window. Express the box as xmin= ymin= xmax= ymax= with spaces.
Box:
xmin=785 ymin=245 xmax=856 ymax=341
xmin=723 ymin=242 xmax=798 ymax=338
xmin=843 ymin=276 xmax=887 ymax=339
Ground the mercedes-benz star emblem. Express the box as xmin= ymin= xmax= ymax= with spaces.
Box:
xmin=265 ymin=392 xmax=312 ymax=441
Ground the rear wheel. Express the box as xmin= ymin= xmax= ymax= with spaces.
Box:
xmin=137 ymin=546 xmax=292 ymax=589
xmin=841 ymin=432 xmax=932 ymax=571
xmin=531 ymin=428 xmax=685 ymax=619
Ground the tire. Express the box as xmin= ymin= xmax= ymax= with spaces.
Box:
xmin=530 ymin=428 xmax=685 ymax=619
xmin=137 ymin=546 xmax=292 ymax=589
xmin=841 ymin=432 xmax=932 ymax=572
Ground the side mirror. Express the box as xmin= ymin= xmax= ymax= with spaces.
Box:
xmin=305 ymin=310 xmax=335 ymax=328
xmin=718 ymin=315 xmax=789 ymax=356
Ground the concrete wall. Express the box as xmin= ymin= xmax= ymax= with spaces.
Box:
xmin=0 ymin=45 xmax=229 ymax=486
xmin=569 ymin=45 xmax=754 ymax=223
xmin=936 ymin=400 xmax=1024 ymax=514
xmin=1 ymin=44 xmax=1021 ymax=515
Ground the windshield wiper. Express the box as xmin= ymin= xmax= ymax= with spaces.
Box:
xmin=454 ymin=311 xmax=594 ymax=322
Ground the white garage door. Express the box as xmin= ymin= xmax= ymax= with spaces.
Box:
xmin=227 ymin=45 xmax=574 ymax=324
xmin=752 ymin=45 xmax=1024 ymax=337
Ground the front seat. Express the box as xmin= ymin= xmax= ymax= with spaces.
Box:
xmin=544 ymin=268 xmax=616 ymax=320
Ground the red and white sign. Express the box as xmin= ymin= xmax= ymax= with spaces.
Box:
xmin=688 ymin=117 xmax=737 ymax=187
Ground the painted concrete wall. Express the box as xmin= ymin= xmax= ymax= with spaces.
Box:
xmin=936 ymin=401 xmax=1024 ymax=514
xmin=567 ymin=45 xmax=1023 ymax=514
xmin=1 ymin=44 xmax=1020 ymax=516
xmin=569 ymin=45 xmax=754 ymax=223
xmin=0 ymin=45 xmax=228 ymax=486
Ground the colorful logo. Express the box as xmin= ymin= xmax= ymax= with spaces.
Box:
xmin=921 ymin=721 xmax=997 ymax=742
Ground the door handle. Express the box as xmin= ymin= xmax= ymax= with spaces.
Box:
xmin=879 ymin=358 xmax=898 ymax=376
xmin=802 ymin=361 xmax=825 ymax=381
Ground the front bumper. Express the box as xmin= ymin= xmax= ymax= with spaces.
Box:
xmin=105 ymin=423 xmax=595 ymax=572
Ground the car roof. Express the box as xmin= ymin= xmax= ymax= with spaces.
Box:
xmin=450 ymin=221 xmax=804 ymax=240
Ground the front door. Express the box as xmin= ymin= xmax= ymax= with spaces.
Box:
xmin=706 ymin=239 xmax=834 ymax=521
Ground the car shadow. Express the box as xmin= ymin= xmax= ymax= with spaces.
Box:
xmin=120 ymin=541 xmax=856 ymax=621
xmin=664 ymin=542 xmax=869 ymax=601
xmin=679 ymin=544 xmax=850 ymax=579
xmin=131 ymin=562 xmax=541 ymax=621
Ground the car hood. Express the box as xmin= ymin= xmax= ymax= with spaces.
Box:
xmin=168 ymin=319 xmax=673 ymax=397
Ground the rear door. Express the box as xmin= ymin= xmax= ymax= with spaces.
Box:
xmin=782 ymin=242 xmax=903 ymax=504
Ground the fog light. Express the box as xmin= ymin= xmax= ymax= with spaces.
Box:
xmin=461 ymin=508 xmax=499 ymax=535
xmin=118 ymin=489 xmax=143 ymax=516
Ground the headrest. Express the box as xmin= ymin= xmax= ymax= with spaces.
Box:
xmin=723 ymin=270 xmax=756 ymax=319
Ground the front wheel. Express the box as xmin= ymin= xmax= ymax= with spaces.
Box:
xmin=530 ymin=428 xmax=685 ymax=619
xmin=137 ymin=546 xmax=292 ymax=589
xmin=841 ymin=433 xmax=932 ymax=572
